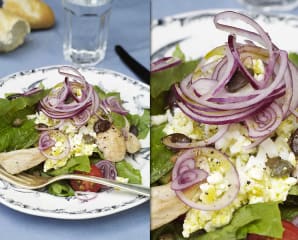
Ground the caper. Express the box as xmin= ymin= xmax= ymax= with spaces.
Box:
xmin=129 ymin=125 xmax=139 ymax=136
xmin=83 ymin=134 xmax=96 ymax=144
xmin=168 ymin=133 xmax=192 ymax=143
xmin=289 ymin=129 xmax=298 ymax=155
xmin=93 ymin=119 xmax=111 ymax=133
xmin=12 ymin=118 xmax=23 ymax=127
xmin=266 ymin=157 xmax=294 ymax=177
xmin=225 ymin=68 xmax=253 ymax=93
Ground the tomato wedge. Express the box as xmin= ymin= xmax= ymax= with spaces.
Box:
xmin=70 ymin=164 xmax=103 ymax=192
xmin=246 ymin=220 xmax=298 ymax=240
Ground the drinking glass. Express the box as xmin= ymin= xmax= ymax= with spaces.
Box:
xmin=63 ymin=0 xmax=113 ymax=66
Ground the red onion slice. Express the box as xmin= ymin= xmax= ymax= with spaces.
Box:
xmin=245 ymin=101 xmax=283 ymax=138
xmin=75 ymin=191 xmax=97 ymax=202
xmin=174 ymin=148 xmax=240 ymax=211
xmin=95 ymin=160 xmax=117 ymax=180
xmin=292 ymin=216 xmax=298 ymax=228
xmin=38 ymin=131 xmax=56 ymax=151
xmin=38 ymin=130 xmax=70 ymax=160
xmin=171 ymin=168 xmax=208 ymax=191
xmin=100 ymin=96 xmax=128 ymax=115
xmin=151 ymin=57 xmax=182 ymax=72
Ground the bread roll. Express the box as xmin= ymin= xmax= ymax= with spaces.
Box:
xmin=0 ymin=9 xmax=30 ymax=53
xmin=3 ymin=0 xmax=55 ymax=30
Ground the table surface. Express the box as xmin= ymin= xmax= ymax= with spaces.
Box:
xmin=0 ymin=1 xmax=150 ymax=240
xmin=1 ymin=0 xmax=298 ymax=239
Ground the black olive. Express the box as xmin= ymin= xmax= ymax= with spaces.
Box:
xmin=12 ymin=118 xmax=23 ymax=127
xmin=225 ymin=68 xmax=253 ymax=93
xmin=168 ymin=133 xmax=192 ymax=143
xmin=266 ymin=157 xmax=294 ymax=177
xmin=129 ymin=125 xmax=139 ymax=136
xmin=166 ymin=85 xmax=178 ymax=113
xmin=36 ymin=123 xmax=48 ymax=129
xmin=6 ymin=93 xmax=22 ymax=100
xmin=93 ymin=119 xmax=111 ymax=133
xmin=289 ymin=129 xmax=298 ymax=155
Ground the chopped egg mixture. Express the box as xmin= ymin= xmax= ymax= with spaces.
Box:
xmin=34 ymin=112 xmax=98 ymax=171
xmin=158 ymin=108 xmax=298 ymax=237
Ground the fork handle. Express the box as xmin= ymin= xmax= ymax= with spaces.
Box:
xmin=57 ymin=174 xmax=150 ymax=197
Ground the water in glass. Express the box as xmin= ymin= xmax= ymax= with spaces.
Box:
xmin=63 ymin=0 xmax=113 ymax=66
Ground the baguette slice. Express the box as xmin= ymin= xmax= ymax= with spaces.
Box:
xmin=3 ymin=0 xmax=55 ymax=30
xmin=0 ymin=9 xmax=30 ymax=53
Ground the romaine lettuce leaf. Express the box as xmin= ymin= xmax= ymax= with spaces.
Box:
xmin=289 ymin=52 xmax=298 ymax=67
xmin=0 ymin=90 xmax=48 ymax=116
xmin=47 ymin=155 xmax=91 ymax=176
xmin=151 ymin=60 xmax=198 ymax=99
xmin=194 ymin=202 xmax=283 ymax=240
xmin=0 ymin=119 xmax=39 ymax=152
xmin=48 ymin=182 xmax=75 ymax=197
xmin=173 ymin=45 xmax=186 ymax=62
xmin=151 ymin=123 xmax=174 ymax=184
xmin=127 ymin=109 xmax=150 ymax=139
xmin=151 ymin=60 xmax=198 ymax=115
xmin=0 ymin=90 xmax=48 ymax=151
xmin=116 ymin=161 xmax=142 ymax=184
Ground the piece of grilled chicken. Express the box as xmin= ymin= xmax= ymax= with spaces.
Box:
xmin=0 ymin=147 xmax=46 ymax=174
xmin=151 ymin=183 xmax=198 ymax=230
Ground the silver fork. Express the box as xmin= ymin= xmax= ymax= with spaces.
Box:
xmin=0 ymin=167 xmax=150 ymax=197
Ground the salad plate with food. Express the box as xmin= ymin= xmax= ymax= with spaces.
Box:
xmin=151 ymin=10 xmax=298 ymax=239
xmin=0 ymin=65 xmax=149 ymax=219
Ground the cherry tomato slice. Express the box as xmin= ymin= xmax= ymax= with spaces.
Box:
xmin=70 ymin=164 xmax=103 ymax=192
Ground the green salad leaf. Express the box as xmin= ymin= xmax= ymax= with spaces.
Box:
xmin=151 ymin=60 xmax=198 ymax=115
xmin=289 ymin=52 xmax=298 ymax=67
xmin=0 ymin=119 xmax=39 ymax=152
xmin=151 ymin=221 xmax=187 ymax=240
xmin=0 ymin=90 xmax=48 ymax=116
xmin=288 ymin=184 xmax=298 ymax=195
xmin=47 ymin=155 xmax=91 ymax=176
xmin=110 ymin=112 xmax=126 ymax=129
xmin=151 ymin=60 xmax=198 ymax=99
xmin=173 ymin=45 xmax=186 ymax=62
xmin=116 ymin=161 xmax=142 ymax=184
xmin=48 ymin=182 xmax=75 ymax=197
xmin=151 ymin=123 xmax=174 ymax=184
xmin=93 ymin=85 xmax=120 ymax=99
xmin=127 ymin=109 xmax=150 ymax=139
xmin=192 ymin=202 xmax=283 ymax=240
xmin=280 ymin=205 xmax=298 ymax=221
xmin=0 ymin=91 xmax=48 ymax=151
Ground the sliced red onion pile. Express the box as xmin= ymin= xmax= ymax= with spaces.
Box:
xmin=171 ymin=11 xmax=298 ymax=145
xmin=40 ymin=66 xmax=100 ymax=126
xmin=171 ymin=148 xmax=240 ymax=211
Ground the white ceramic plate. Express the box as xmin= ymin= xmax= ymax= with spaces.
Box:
xmin=0 ymin=65 xmax=150 ymax=219
xmin=152 ymin=9 xmax=298 ymax=59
